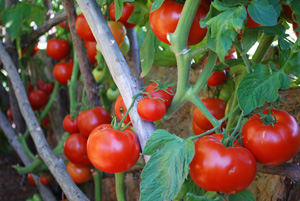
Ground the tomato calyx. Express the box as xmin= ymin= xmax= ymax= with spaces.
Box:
xmin=145 ymin=80 xmax=175 ymax=96
xmin=256 ymin=108 xmax=277 ymax=126
xmin=174 ymin=0 xmax=185 ymax=4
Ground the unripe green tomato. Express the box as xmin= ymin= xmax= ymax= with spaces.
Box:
xmin=32 ymin=193 xmax=43 ymax=201
xmin=92 ymin=68 xmax=105 ymax=82
xmin=119 ymin=35 xmax=130 ymax=56
xmin=106 ymin=88 xmax=120 ymax=102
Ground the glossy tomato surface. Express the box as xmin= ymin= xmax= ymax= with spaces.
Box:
xmin=109 ymin=2 xmax=137 ymax=29
xmin=137 ymin=98 xmax=166 ymax=121
xmin=241 ymin=109 xmax=300 ymax=165
xmin=189 ymin=134 xmax=257 ymax=194
xmin=63 ymin=114 xmax=80 ymax=134
xmin=107 ymin=21 xmax=126 ymax=47
xmin=202 ymin=57 xmax=226 ymax=86
xmin=22 ymin=43 xmax=39 ymax=57
xmin=115 ymin=95 xmax=131 ymax=125
xmin=27 ymin=173 xmax=36 ymax=187
xmin=87 ymin=124 xmax=140 ymax=173
xmin=193 ymin=98 xmax=226 ymax=131
xmin=149 ymin=0 xmax=207 ymax=46
xmin=28 ymin=90 xmax=48 ymax=110
xmin=144 ymin=82 xmax=174 ymax=108
xmin=64 ymin=133 xmax=91 ymax=166
xmin=40 ymin=173 xmax=51 ymax=185
xmin=37 ymin=81 xmax=54 ymax=94
xmin=78 ymin=107 xmax=112 ymax=137
xmin=84 ymin=40 xmax=97 ymax=66
xmin=59 ymin=21 xmax=70 ymax=30
xmin=53 ymin=62 xmax=73 ymax=85
xmin=46 ymin=39 xmax=70 ymax=60
xmin=75 ymin=14 xmax=95 ymax=41
xmin=7 ymin=108 xmax=13 ymax=121
xmin=66 ymin=162 xmax=92 ymax=184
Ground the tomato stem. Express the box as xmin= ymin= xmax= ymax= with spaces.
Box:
xmin=15 ymin=157 xmax=42 ymax=174
xmin=115 ymin=172 xmax=126 ymax=201
xmin=93 ymin=169 xmax=103 ymax=201
xmin=69 ymin=51 xmax=80 ymax=118
xmin=251 ymin=34 xmax=275 ymax=63
xmin=234 ymin=42 xmax=252 ymax=73
xmin=188 ymin=125 xmax=220 ymax=141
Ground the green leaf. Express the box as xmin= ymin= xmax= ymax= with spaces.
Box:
xmin=174 ymin=175 xmax=206 ymax=201
xmin=201 ymin=3 xmax=246 ymax=62
xmin=2 ymin=5 xmax=23 ymax=40
xmin=240 ymin=27 xmax=260 ymax=53
xmin=247 ymin=0 xmax=278 ymax=26
xmin=154 ymin=44 xmax=177 ymax=67
xmin=229 ymin=190 xmax=256 ymax=201
xmin=140 ymin=131 xmax=195 ymax=201
xmin=280 ymin=50 xmax=300 ymax=77
xmin=114 ymin=0 xmax=123 ymax=21
xmin=187 ymin=193 xmax=223 ymax=201
xmin=237 ymin=63 xmax=290 ymax=115
xmin=31 ymin=5 xmax=46 ymax=26
xmin=128 ymin=0 xmax=149 ymax=26
xmin=140 ymin=23 xmax=161 ymax=78
xmin=150 ymin=0 xmax=164 ymax=12
xmin=215 ymin=59 xmax=244 ymax=72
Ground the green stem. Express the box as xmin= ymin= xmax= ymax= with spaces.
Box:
xmin=15 ymin=157 xmax=42 ymax=174
xmin=69 ymin=53 xmax=80 ymax=117
xmin=251 ymin=34 xmax=275 ymax=63
xmin=281 ymin=34 xmax=300 ymax=72
xmin=52 ymin=132 xmax=70 ymax=155
xmin=17 ymin=136 xmax=35 ymax=160
xmin=230 ymin=111 xmax=244 ymax=138
xmin=115 ymin=172 xmax=126 ymax=201
xmin=234 ymin=43 xmax=252 ymax=73
xmin=188 ymin=126 xmax=220 ymax=141
xmin=187 ymin=45 xmax=208 ymax=61
xmin=93 ymin=169 xmax=103 ymax=201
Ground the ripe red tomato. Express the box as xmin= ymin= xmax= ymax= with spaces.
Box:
xmin=46 ymin=39 xmax=70 ymax=60
xmin=78 ymin=107 xmax=112 ymax=137
xmin=282 ymin=4 xmax=293 ymax=23
xmin=137 ymin=98 xmax=166 ymax=121
xmin=107 ymin=21 xmax=126 ymax=47
xmin=199 ymin=0 xmax=211 ymax=14
xmin=246 ymin=8 xmax=260 ymax=28
xmin=66 ymin=162 xmax=92 ymax=184
xmin=64 ymin=133 xmax=91 ymax=166
xmin=115 ymin=95 xmax=131 ymax=125
xmin=63 ymin=114 xmax=80 ymax=134
xmin=149 ymin=0 xmax=207 ymax=46
xmin=40 ymin=173 xmax=51 ymax=185
xmin=28 ymin=90 xmax=48 ymax=110
xmin=75 ymin=14 xmax=95 ymax=41
xmin=189 ymin=134 xmax=257 ymax=194
xmin=193 ymin=98 xmax=226 ymax=131
xmin=241 ymin=109 xmax=300 ymax=166
xmin=144 ymin=82 xmax=174 ymax=108
xmin=192 ymin=120 xmax=206 ymax=135
xmin=27 ymin=173 xmax=36 ymax=187
xmin=22 ymin=43 xmax=39 ymax=57
xmin=202 ymin=57 xmax=226 ymax=86
xmin=109 ymin=2 xmax=137 ymax=29
xmin=37 ymin=81 xmax=54 ymax=94
xmin=87 ymin=124 xmax=140 ymax=173
xmin=7 ymin=108 xmax=13 ymax=121
xmin=84 ymin=41 xmax=97 ymax=66
xmin=53 ymin=62 xmax=73 ymax=85
xmin=59 ymin=21 xmax=70 ymax=30
xmin=41 ymin=116 xmax=50 ymax=128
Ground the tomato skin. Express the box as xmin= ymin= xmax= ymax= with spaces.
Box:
xmin=144 ymin=83 xmax=174 ymax=108
xmin=207 ymin=71 xmax=227 ymax=86
xmin=7 ymin=108 xmax=13 ymax=121
xmin=53 ymin=62 xmax=73 ymax=85
xmin=193 ymin=98 xmax=226 ymax=131
xmin=107 ymin=21 xmax=126 ymax=47
xmin=40 ymin=173 xmax=51 ymax=185
xmin=77 ymin=107 xmax=112 ymax=137
xmin=27 ymin=82 xmax=34 ymax=94
xmin=115 ymin=95 xmax=131 ymax=125
xmin=246 ymin=9 xmax=260 ymax=28
xmin=84 ymin=41 xmax=97 ymax=66
xmin=59 ymin=21 xmax=70 ymax=30
xmin=46 ymin=39 xmax=70 ymax=60
xmin=27 ymin=173 xmax=36 ymax=187
xmin=22 ymin=44 xmax=39 ymax=57
xmin=41 ymin=116 xmax=50 ymax=128
xmin=87 ymin=124 xmax=140 ymax=173
xmin=241 ymin=109 xmax=300 ymax=166
xmin=64 ymin=133 xmax=91 ymax=166
xmin=149 ymin=0 xmax=207 ymax=46
xmin=137 ymin=98 xmax=166 ymax=121
xmin=63 ymin=114 xmax=80 ymax=134
xmin=192 ymin=120 xmax=207 ymax=135
xmin=109 ymin=2 xmax=137 ymax=29
xmin=189 ymin=134 xmax=257 ymax=194
xmin=28 ymin=90 xmax=48 ymax=110
xmin=75 ymin=14 xmax=95 ymax=41
xmin=66 ymin=162 xmax=92 ymax=184
xmin=37 ymin=81 xmax=54 ymax=94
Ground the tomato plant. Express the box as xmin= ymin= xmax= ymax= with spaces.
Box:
xmin=109 ymin=2 xmax=137 ymax=29
xmin=53 ymin=62 xmax=73 ymax=85
xmin=63 ymin=114 xmax=80 ymax=134
xmin=75 ymin=14 xmax=95 ymax=41
xmin=64 ymin=133 xmax=91 ymax=166
xmin=137 ymin=98 xmax=166 ymax=121
xmin=84 ymin=40 xmax=97 ymax=66
xmin=144 ymin=82 xmax=174 ymax=108
xmin=77 ymin=107 xmax=112 ymax=137
xmin=115 ymin=95 xmax=131 ymax=124
xmin=87 ymin=124 xmax=140 ymax=173
xmin=149 ymin=0 xmax=207 ymax=46
xmin=66 ymin=162 xmax=92 ymax=184
xmin=107 ymin=21 xmax=126 ymax=47
xmin=27 ymin=173 xmax=36 ymax=187
xmin=28 ymin=90 xmax=48 ymax=110
xmin=241 ymin=109 xmax=300 ymax=166
xmin=37 ymin=81 xmax=54 ymax=95
xmin=189 ymin=134 xmax=257 ymax=194
xmin=46 ymin=39 xmax=70 ymax=60
xmin=40 ymin=173 xmax=51 ymax=185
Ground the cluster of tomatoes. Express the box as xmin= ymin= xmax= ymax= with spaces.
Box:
xmin=27 ymin=172 xmax=51 ymax=187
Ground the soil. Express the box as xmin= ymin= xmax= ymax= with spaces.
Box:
xmin=0 ymin=152 xmax=36 ymax=201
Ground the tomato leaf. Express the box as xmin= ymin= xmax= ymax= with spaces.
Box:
xmin=247 ymin=0 xmax=278 ymax=26
xmin=140 ymin=130 xmax=195 ymax=201
xmin=113 ymin=0 xmax=123 ymax=21
xmin=240 ymin=27 xmax=260 ymax=53
xmin=228 ymin=190 xmax=256 ymax=201
xmin=31 ymin=5 xmax=46 ymax=26
xmin=140 ymin=23 xmax=161 ymax=78
xmin=1 ymin=4 xmax=24 ymax=40
xmin=201 ymin=2 xmax=246 ymax=62
xmin=237 ymin=63 xmax=290 ymax=115
xmin=128 ymin=0 xmax=149 ymax=26
xmin=187 ymin=193 xmax=223 ymax=201
xmin=280 ymin=50 xmax=300 ymax=77
xmin=150 ymin=0 xmax=164 ymax=12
